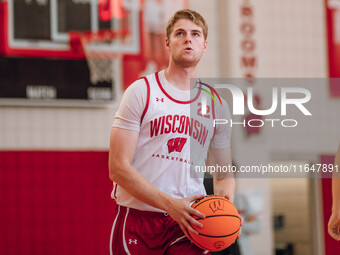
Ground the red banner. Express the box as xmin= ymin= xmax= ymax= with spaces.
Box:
xmin=325 ymin=0 xmax=340 ymax=97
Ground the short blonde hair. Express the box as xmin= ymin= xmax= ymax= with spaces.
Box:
xmin=166 ymin=9 xmax=208 ymax=41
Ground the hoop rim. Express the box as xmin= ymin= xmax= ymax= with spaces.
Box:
xmin=81 ymin=29 xmax=130 ymax=43
xmin=69 ymin=28 xmax=130 ymax=57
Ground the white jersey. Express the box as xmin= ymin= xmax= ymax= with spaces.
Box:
xmin=112 ymin=70 xmax=231 ymax=212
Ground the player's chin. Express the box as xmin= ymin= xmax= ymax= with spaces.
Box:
xmin=176 ymin=57 xmax=200 ymax=67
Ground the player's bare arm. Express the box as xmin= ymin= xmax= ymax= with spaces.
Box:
xmin=109 ymin=126 xmax=205 ymax=235
xmin=328 ymin=143 xmax=340 ymax=241
xmin=208 ymin=147 xmax=236 ymax=202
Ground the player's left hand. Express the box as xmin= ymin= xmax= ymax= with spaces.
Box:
xmin=328 ymin=212 xmax=340 ymax=241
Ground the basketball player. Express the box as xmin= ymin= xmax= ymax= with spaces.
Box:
xmin=109 ymin=9 xmax=235 ymax=254
xmin=328 ymin=143 xmax=340 ymax=241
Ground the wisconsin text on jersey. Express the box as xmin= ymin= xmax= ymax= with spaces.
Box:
xmin=150 ymin=114 xmax=209 ymax=147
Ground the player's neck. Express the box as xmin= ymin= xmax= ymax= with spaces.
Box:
xmin=164 ymin=62 xmax=198 ymax=90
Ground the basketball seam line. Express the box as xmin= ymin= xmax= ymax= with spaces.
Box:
xmin=192 ymin=197 xmax=233 ymax=209
xmin=195 ymin=214 xmax=241 ymax=220
xmin=198 ymin=227 xmax=240 ymax=238
xmin=187 ymin=231 xmax=211 ymax=251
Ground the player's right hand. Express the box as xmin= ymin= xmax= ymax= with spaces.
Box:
xmin=166 ymin=195 xmax=206 ymax=238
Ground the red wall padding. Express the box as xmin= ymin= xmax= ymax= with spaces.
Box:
xmin=0 ymin=151 xmax=114 ymax=255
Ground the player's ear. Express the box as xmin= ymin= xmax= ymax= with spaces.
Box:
xmin=166 ymin=38 xmax=170 ymax=51
xmin=203 ymin=40 xmax=207 ymax=51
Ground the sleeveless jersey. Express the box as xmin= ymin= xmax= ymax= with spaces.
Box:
xmin=112 ymin=70 xmax=231 ymax=212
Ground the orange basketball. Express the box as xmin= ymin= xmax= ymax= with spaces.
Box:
xmin=189 ymin=195 xmax=241 ymax=252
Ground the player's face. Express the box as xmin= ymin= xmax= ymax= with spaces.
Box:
xmin=166 ymin=19 xmax=207 ymax=68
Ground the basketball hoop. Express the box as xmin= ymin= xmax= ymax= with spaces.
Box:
xmin=71 ymin=29 xmax=129 ymax=84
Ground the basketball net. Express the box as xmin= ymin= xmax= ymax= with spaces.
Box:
xmin=75 ymin=0 xmax=139 ymax=84
xmin=80 ymin=30 xmax=127 ymax=84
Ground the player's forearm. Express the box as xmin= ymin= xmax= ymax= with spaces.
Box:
xmin=110 ymin=162 xmax=172 ymax=212
xmin=208 ymin=147 xmax=235 ymax=201
xmin=332 ymin=178 xmax=340 ymax=214
xmin=334 ymin=145 xmax=340 ymax=179
xmin=213 ymin=177 xmax=236 ymax=202
xmin=333 ymin=145 xmax=340 ymax=213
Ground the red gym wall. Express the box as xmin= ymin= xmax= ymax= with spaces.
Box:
xmin=0 ymin=151 xmax=114 ymax=255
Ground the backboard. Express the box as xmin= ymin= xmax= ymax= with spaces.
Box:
xmin=1 ymin=0 xmax=140 ymax=58
xmin=0 ymin=0 xmax=141 ymax=107
xmin=0 ymin=0 xmax=189 ymax=106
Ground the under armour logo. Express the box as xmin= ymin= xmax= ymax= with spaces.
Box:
xmin=156 ymin=98 xmax=164 ymax=102
xmin=129 ymin=239 xmax=137 ymax=245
